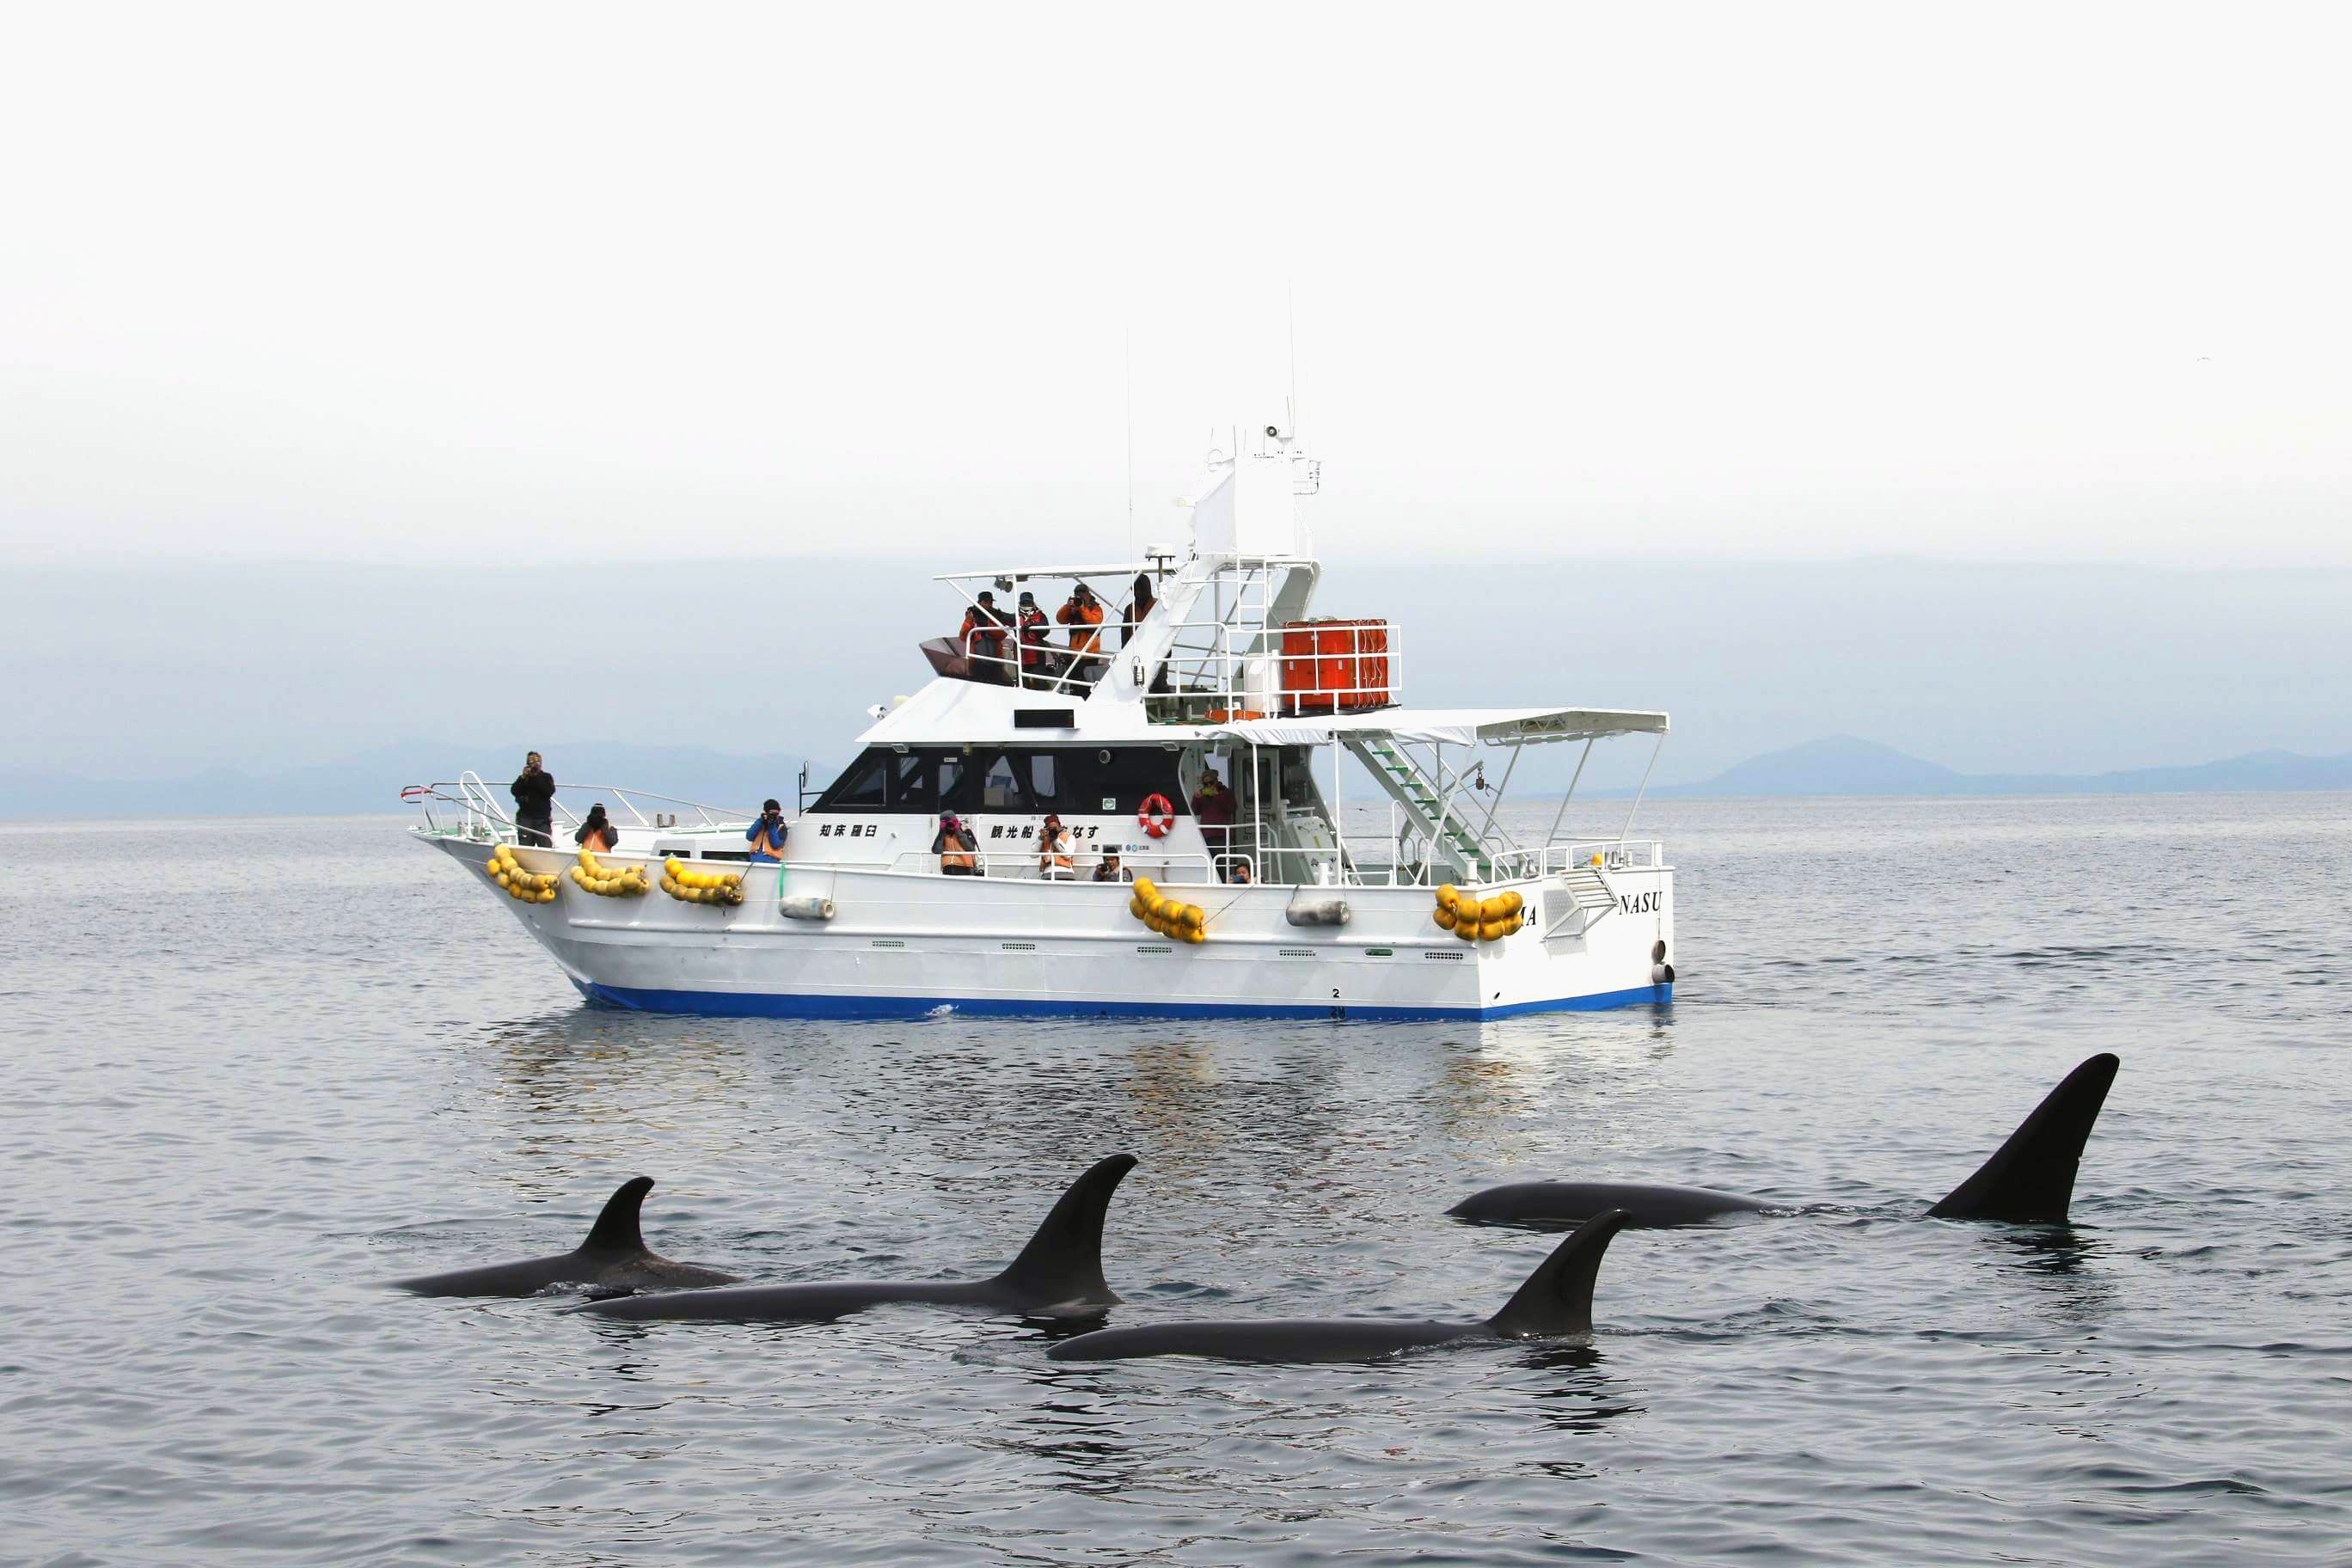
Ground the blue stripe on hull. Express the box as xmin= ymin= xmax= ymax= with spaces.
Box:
xmin=571 ymin=979 xmax=1673 ymax=1021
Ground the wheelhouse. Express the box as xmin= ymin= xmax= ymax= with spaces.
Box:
xmin=809 ymin=744 xmax=1191 ymax=819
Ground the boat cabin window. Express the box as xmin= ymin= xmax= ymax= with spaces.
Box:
xmin=980 ymin=752 xmax=1032 ymax=810
xmin=818 ymin=750 xmax=892 ymax=810
xmin=812 ymin=745 xmax=1185 ymax=815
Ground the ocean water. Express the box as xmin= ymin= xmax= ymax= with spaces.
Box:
xmin=3 ymin=793 xmax=2347 ymax=1566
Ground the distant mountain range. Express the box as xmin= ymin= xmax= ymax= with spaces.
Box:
xmin=1624 ymin=735 xmax=2352 ymax=799
xmin=3 ymin=733 xmax=2349 ymax=821
xmin=0 ymin=741 xmax=808 ymax=822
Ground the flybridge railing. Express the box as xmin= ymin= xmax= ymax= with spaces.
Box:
xmin=1147 ymin=614 xmax=1399 ymax=724
xmin=879 ymin=848 xmax=1223 ymax=882
xmin=403 ymin=775 xmax=756 ymax=843
xmin=1486 ymin=840 xmax=1666 ymax=881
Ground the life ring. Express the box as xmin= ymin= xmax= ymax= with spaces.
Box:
xmin=1138 ymin=793 xmax=1176 ymax=837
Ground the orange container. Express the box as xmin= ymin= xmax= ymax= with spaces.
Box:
xmin=1280 ymin=618 xmax=1391 ymax=714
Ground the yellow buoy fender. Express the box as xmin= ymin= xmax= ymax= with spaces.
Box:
xmin=1479 ymin=916 xmax=1513 ymax=941
xmin=1435 ymin=884 xmax=1460 ymax=912
xmin=1431 ymin=905 xmax=1457 ymax=931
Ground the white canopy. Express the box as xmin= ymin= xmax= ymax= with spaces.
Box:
xmin=1209 ymin=707 xmax=1669 ymax=748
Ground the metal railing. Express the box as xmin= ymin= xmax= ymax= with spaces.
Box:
xmin=404 ymin=776 xmax=757 ymax=844
xmin=882 ymin=848 xmax=1224 ymax=883
xmin=1487 ymin=840 xmax=1666 ymax=881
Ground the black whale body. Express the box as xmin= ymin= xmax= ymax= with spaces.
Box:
xmin=1449 ymin=1054 xmax=2121 ymax=1230
xmin=1048 ymin=1210 xmax=1630 ymax=1364
xmin=390 ymin=1177 xmax=741 ymax=1297
xmin=582 ymin=1154 xmax=1137 ymax=1323
xmin=1450 ymin=1182 xmax=1773 ymax=1228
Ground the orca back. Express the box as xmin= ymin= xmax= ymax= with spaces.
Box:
xmin=1485 ymin=1210 xmax=1631 ymax=1338
xmin=1926 ymin=1054 xmax=2119 ymax=1223
xmin=990 ymin=1154 xmax=1137 ymax=1309
xmin=581 ymin=1176 xmax=655 ymax=1254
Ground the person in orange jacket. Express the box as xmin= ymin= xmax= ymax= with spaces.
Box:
xmin=959 ymin=591 xmax=1013 ymax=683
xmin=1057 ymin=583 xmax=1106 ymax=687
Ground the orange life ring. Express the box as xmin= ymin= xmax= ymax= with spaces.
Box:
xmin=1138 ymin=793 xmax=1176 ymax=837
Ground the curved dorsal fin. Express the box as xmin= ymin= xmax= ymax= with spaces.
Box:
xmin=1486 ymin=1210 xmax=1630 ymax=1338
xmin=1927 ymin=1054 xmax=2119 ymax=1223
xmin=992 ymin=1155 xmax=1139 ymax=1304
xmin=581 ymin=1176 xmax=656 ymax=1254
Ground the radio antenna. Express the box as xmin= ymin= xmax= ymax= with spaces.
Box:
xmin=1133 ymin=324 xmax=1142 ymax=557
xmin=1286 ymin=279 xmax=1299 ymax=437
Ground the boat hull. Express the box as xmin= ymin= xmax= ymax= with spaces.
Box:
xmin=570 ymin=977 xmax=1669 ymax=1021
xmin=434 ymin=838 xmax=1675 ymax=1022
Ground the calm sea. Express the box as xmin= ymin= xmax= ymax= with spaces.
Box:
xmin=3 ymin=794 xmax=2347 ymax=1566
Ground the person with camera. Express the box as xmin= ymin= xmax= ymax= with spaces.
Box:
xmin=744 ymin=799 xmax=790 ymax=863
xmin=511 ymin=751 xmax=555 ymax=847
xmin=1057 ymin=582 xmax=1106 ymax=688
xmin=1015 ymin=591 xmax=1057 ymax=689
xmin=933 ymin=812 xmax=981 ymax=876
xmin=958 ymin=591 xmax=1014 ymax=683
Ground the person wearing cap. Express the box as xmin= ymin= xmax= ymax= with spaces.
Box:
xmin=1057 ymin=582 xmax=1106 ymax=687
xmin=959 ymin=591 xmax=1013 ymax=683
xmin=1091 ymin=848 xmax=1134 ymax=884
xmin=1037 ymin=812 xmax=1076 ymax=879
xmin=1015 ymin=591 xmax=1057 ymax=689
xmin=932 ymin=811 xmax=980 ymax=875
xmin=744 ymin=799 xmax=790 ymax=863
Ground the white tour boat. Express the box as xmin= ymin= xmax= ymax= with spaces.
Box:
xmin=407 ymin=421 xmax=1676 ymax=1020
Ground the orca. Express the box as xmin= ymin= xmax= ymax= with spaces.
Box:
xmin=390 ymin=1177 xmax=742 ymax=1297
xmin=1047 ymin=1210 xmax=1630 ymax=1363
xmin=1449 ymin=1054 xmax=2121 ymax=1229
xmin=1450 ymin=1182 xmax=1771 ymax=1228
xmin=579 ymin=1154 xmax=1138 ymax=1324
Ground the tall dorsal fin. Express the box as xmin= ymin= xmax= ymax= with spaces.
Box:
xmin=1486 ymin=1210 xmax=1629 ymax=1338
xmin=581 ymin=1176 xmax=655 ymax=1254
xmin=992 ymin=1155 xmax=1138 ymax=1305
xmin=1927 ymin=1054 xmax=2119 ymax=1223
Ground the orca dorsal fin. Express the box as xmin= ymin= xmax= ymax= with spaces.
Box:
xmin=1926 ymin=1054 xmax=2119 ymax=1223
xmin=581 ymin=1176 xmax=656 ymax=1254
xmin=1486 ymin=1210 xmax=1630 ymax=1338
xmin=992 ymin=1155 xmax=1139 ymax=1305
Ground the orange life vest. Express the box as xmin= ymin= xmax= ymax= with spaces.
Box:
xmin=1040 ymin=827 xmax=1074 ymax=872
xmin=960 ymin=609 xmax=1007 ymax=662
xmin=1058 ymin=598 xmax=1104 ymax=653
xmin=939 ymin=830 xmax=976 ymax=872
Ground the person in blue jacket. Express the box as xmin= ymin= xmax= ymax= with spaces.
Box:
xmin=745 ymin=799 xmax=789 ymax=862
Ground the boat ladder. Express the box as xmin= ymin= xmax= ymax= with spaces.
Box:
xmin=1351 ymin=738 xmax=1500 ymax=878
xmin=1545 ymin=863 xmax=1619 ymax=936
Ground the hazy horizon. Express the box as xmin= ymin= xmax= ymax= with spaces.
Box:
xmin=7 ymin=4 xmax=2349 ymax=807
xmin=9 ymin=555 xmax=2347 ymax=802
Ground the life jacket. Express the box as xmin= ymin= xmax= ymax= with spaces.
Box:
xmin=747 ymin=819 xmax=788 ymax=859
xmin=939 ymin=830 xmax=976 ymax=872
xmin=1058 ymin=598 xmax=1105 ymax=653
xmin=578 ymin=824 xmax=618 ymax=852
xmin=1018 ymin=608 xmax=1051 ymax=665
xmin=960 ymin=609 xmax=1007 ymax=660
xmin=1040 ymin=827 xmax=1074 ymax=872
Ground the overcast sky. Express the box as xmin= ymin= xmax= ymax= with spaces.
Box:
xmin=5 ymin=3 xmax=2348 ymax=569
